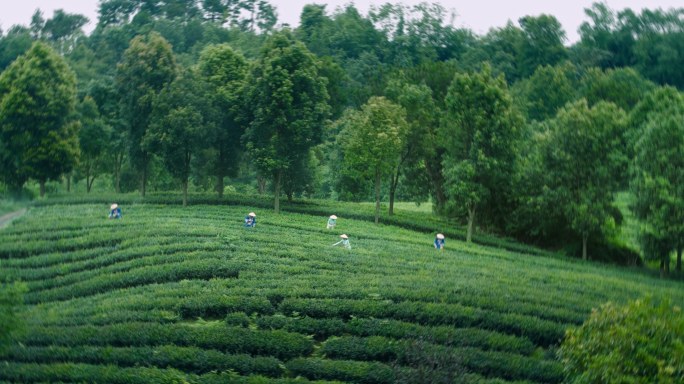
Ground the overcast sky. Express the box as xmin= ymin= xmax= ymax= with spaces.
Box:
xmin=1 ymin=1 xmax=682 ymax=43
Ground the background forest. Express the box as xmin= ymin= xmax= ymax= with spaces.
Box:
xmin=2 ymin=0 xmax=684 ymax=270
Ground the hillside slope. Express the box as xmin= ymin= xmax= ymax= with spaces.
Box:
xmin=1 ymin=203 xmax=683 ymax=384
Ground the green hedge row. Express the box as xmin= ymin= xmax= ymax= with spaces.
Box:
xmin=176 ymin=295 xmax=276 ymax=319
xmin=1 ymin=345 xmax=283 ymax=377
xmin=23 ymin=249 xmax=231 ymax=292
xmin=286 ymin=358 xmax=394 ymax=384
xmin=1 ymin=245 xmax=117 ymax=269
xmin=17 ymin=322 xmax=313 ymax=360
xmin=278 ymin=298 xmax=567 ymax=347
xmin=321 ymin=336 xmax=563 ymax=384
xmin=30 ymin=192 xmax=552 ymax=256
xmin=0 ymin=362 xmax=339 ymax=384
xmin=255 ymin=316 xmax=535 ymax=355
xmin=3 ymin=241 xmax=228 ymax=282
xmin=25 ymin=259 xmax=241 ymax=304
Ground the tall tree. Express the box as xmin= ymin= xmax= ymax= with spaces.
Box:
xmin=384 ymin=76 xmax=436 ymax=215
xmin=542 ymin=99 xmax=626 ymax=260
xmin=76 ymin=97 xmax=110 ymax=193
xmin=116 ymin=32 xmax=176 ymax=197
xmin=339 ymin=96 xmax=408 ymax=226
xmin=524 ymin=64 xmax=575 ymax=121
xmin=580 ymin=67 xmax=655 ymax=111
xmin=0 ymin=41 xmax=80 ymax=197
xmin=516 ymin=14 xmax=567 ymax=78
xmin=243 ymin=31 xmax=330 ymax=214
xmin=197 ymin=43 xmax=247 ymax=198
xmin=632 ymin=111 xmax=684 ymax=275
xmin=148 ymin=67 xmax=210 ymax=208
xmin=82 ymin=77 xmax=127 ymax=194
xmin=442 ymin=63 xmax=523 ymax=243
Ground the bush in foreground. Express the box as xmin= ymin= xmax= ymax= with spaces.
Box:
xmin=558 ymin=297 xmax=684 ymax=383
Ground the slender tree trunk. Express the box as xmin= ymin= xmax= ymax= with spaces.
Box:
xmin=466 ymin=204 xmax=476 ymax=243
xmin=114 ymin=152 xmax=123 ymax=194
xmin=274 ymin=169 xmax=282 ymax=214
xmin=389 ymin=172 xmax=398 ymax=216
xmin=182 ymin=179 xmax=188 ymax=208
xmin=582 ymin=233 xmax=588 ymax=261
xmin=287 ymin=191 xmax=293 ymax=203
xmin=424 ymin=158 xmax=446 ymax=208
xmin=665 ymin=258 xmax=670 ymax=276
xmin=67 ymin=173 xmax=71 ymax=193
xmin=676 ymin=249 xmax=681 ymax=272
xmin=660 ymin=260 xmax=665 ymax=279
xmin=218 ymin=148 xmax=224 ymax=198
xmin=115 ymin=166 xmax=120 ymax=194
xmin=86 ymin=163 xmax=91 ymax=193
xmin=375 ymin=168 xmax=381 ymax=226
xmin=141 ymin=152 xmax=147 ymax=198
xmin=39 ymin=179 xmax=45 ymax=197
xmin=257 ymin=174 xmax=266 ymax=195
xmin=3 ymin=175 xmax=6 ymax=200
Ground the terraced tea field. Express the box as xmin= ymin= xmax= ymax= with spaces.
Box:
xmin=1 ymin=203 xmax=683 ymax=384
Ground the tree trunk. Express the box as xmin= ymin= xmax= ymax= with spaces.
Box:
xmin=665 ymin=258 xmax=670 ymax=276
xmin=218 ymin=147 xmax=224 ymax=198
xmin=3 ymin=176 xmax=6 ymax=200
xmin=182 ymin=179 xmax=188 ymax=208
xmin=287 ymin=191 xmax=293 ymax=203
xmin=40 ymin=179 xmax=45 ymax=197
xmin=466 ymin=204 xmax=476 ymax=243
xmin=676 ymin=249 xmax=681 ymax=272
xmin=582 ymin=233 xmax=588 ymax=261
xmin=114 ymin=152 xmax=123 ymax=194
xmin=274 ymin=169 xmax=282 ymax=214
xmin=141 ymin=152 xmax=147 ymax=198
xmin=660 ymin=260 xmax=665 ymax=279
xmin=389 ymin=172 xmax=398 ymax=216
xmin=424 ymin=158 xmax=446 ymax=209
xmin=67 ymin=173 xmax=71 ymax=193
xmin=375 ymin=168 xmax=381 ymax=227
xmin=257 ymin=174 xmax=266 ymax=195
xmin=86 ymin=163 xmax=91 ymax=193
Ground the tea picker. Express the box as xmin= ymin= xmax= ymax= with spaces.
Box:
xmin=332 ymin=234 xmax=351 ymax=249
xmin=327 ymin=215 xmax=337 ymax=229
xmin=109 ymin=204 xmax=122 ymax=219
xmin=244 ymin=212 xmax=256 ymax=227
xmin=434 ymin=233 xmax=445 ymax=249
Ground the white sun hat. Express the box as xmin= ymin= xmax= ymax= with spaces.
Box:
xmin=249 ymin=212 xmax=256 ymax=217
xmin=330 ymin=215 xmax=338 ymax=219
xmin=437 ymin=234 xmax=445 ymax=239
xmin=340 ymin=234 xmax=348 ymax=239
xmin=110 ymin=204 xmax=118 ymax=210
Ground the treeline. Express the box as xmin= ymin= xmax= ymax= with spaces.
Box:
xmin=1 ymin=1 xmax=684 ymax=268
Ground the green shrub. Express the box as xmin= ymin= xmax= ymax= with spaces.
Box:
xmin=286 ymin=358 xmax=394 ymax=384
xmin=558 ymin=297 xmax=684 ymax=383
xmin=226 ymin=312 xmax=251 ymax=327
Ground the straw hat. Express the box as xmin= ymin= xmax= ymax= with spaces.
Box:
xmin=340 ymin=234 xmax=348 ymax=239
xmin=436 ymin=234 xmax=444 ymax=239
xmin=330 ymin=215 xmax=337 ymax=219
xmin=249 ymin=212 xmax=256 ymax=217
xmin=110 ymin=204 xmax=118 ymax=210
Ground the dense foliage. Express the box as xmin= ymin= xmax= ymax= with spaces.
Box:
xmin=558 ymin=297 xmax=684 ymax=383
xmin=2 ymin=1 xmax=684 ymax=262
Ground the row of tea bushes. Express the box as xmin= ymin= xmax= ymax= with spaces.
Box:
xmin=17 ymin=322 xmax=313 ymax=360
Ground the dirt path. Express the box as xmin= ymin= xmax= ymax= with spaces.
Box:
xmin=0 ymin=208 xmax=26 ymax=229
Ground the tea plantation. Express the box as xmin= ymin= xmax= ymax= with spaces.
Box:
xmin=1 ymin=201 xmax=683 ymax=384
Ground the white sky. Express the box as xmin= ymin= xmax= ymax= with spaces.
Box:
xmin=1 ymin=0 xmax=682 ymax=43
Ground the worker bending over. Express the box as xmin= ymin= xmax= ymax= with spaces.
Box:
xmin=434 ymin=234 xmax=445 ymax=249
xmin=245 ymin=212 xmax=256 ymax=227
xmin=109 ymin=204 xmax=122 ymax=219
xmin=332 ymin=234 xmax=351 ymax=249
xmin=327 ymin=215 xmax=337 ymax=229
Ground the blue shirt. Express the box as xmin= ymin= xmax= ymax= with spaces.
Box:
xmin=245 ymin=216 xmax=256 ymax=227
xmin=109 ymin=207 xmax=122 ymax=219
xmin=434 ymin=238 xmax=444 ymax=248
